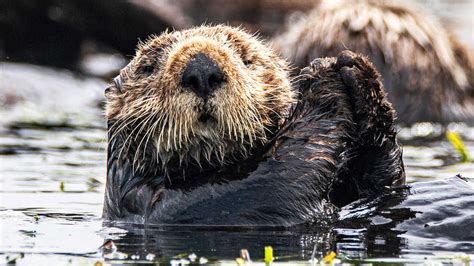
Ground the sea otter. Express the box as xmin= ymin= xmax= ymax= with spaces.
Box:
xmin=273 ymin=0 xmax=474 ymax=124
xmin=103 ymin=26 xmax=404 ymax=225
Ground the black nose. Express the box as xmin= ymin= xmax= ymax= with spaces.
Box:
xmin=181 ymin=53 xmax=225 ymax=99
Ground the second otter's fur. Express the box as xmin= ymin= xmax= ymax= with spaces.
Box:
xmin=273 ymin=0 xmax=474 ymax=124
xmin=103 ymin=26 xmax=404 ymax=225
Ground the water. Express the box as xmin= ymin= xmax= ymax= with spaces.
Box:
xmin=1 ymin=1 xmax=474 ymax=264
xmin=1 ymin=60 xmax=473 ymax=265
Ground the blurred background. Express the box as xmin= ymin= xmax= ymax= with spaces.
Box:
xmin=0 ymin=0 xmax=472 ymax=123
xmin=0 ymin=0 xmax=473 ymax=265
xmin=1 ymin=0 xmax=472 ymax=74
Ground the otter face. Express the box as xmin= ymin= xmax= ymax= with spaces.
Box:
xmin=106 ymin=26 xmax=295 ymax=170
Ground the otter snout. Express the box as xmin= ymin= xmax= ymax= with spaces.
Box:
xmin=181 ymin=53 xmax=225 ymax=100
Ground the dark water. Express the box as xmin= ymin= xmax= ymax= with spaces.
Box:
xmin=1 ymin=1 xmax=474 ymax=265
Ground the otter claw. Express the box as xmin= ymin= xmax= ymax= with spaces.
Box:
xmin=335 ymin=50 xmax=360 ymax=70
xmin=301 ymin=58 xmax=335 ymax=76
xmin=334 ymin=50 xmax=369 ymax=91
xmin=339 ymin=66 xmax=359 ymax=90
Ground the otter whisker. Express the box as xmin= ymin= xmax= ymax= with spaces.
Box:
xmin=117 ymin=114 xmax=153 ymax=170
xmin=133 ymin=112 xmax=156 ymax=143
xmin=155 ymin=113 xmax=169 ymax=154
xmin=142 ymin=118 xmax=160 ymax=164
xmin=177 ymin=115 xmax=182 ymax=148
xmin=173 ymin=112 xmax=179 ymax=150
xmin=108 ymin=115 xmax=143 ymax=144
xmin=166 ymin=115 xmax=173 ymax=151
xmin=132 ymin=113 xmax=158 ymax=171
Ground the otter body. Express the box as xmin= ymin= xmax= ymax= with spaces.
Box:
xmin=103 ymin=26 xmax=404 ymax=226
xmin=273 ymin=0 xmax=474 ymax=124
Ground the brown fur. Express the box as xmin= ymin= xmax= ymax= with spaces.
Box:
xmin=272 ymin=0 xmax=474 ymax=124
xmin=105 ymin=25 xmax=295 ymax=173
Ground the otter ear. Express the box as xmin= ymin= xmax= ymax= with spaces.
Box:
xmin=105 ymin=74 xmax=123 ymax=98
xmin=113 ymin=75 xmax=123 ymax=92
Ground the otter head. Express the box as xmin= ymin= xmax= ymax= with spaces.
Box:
xmin=106 ymin=26 xmax=295 ymax=175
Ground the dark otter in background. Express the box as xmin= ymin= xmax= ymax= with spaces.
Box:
xmin=273 ymin=0 xmax=474 ymax=124
xmin=103 ymin=26 xmax=404 ymax=225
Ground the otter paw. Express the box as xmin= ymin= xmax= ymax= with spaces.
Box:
xmin=334 ymin=50 xmax=381 ymax=103
xmin=334 ymin=50 xmax=396 ymax=135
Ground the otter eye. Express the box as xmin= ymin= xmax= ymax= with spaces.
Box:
xmin=142 ymin=65 xmax=155 ymax=76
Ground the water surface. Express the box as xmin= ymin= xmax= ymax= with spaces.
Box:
xmin=1 ymin=0 xmax=474 ymax=264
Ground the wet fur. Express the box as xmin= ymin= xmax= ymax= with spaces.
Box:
xmin=106 ymin=26 xmax=294 ymax=174
xmin=103 ymin=26 xmax=404 ymax=225
xmin=273 ymin=0 xmax=474 ymax=124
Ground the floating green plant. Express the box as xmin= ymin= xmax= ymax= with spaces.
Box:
xmin=446 ymin=131 xmax=469 ymax=162
xmin=264 ymin=246 xmax=274 ymax=264
xmin=323 ymin=251 xmax=336 ymax=264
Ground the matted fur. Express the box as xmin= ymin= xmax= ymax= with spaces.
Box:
xmin=273 ymin=0 xmax=474 ymax=124
xmin=105 ymin=25 xmax=295 ymax=174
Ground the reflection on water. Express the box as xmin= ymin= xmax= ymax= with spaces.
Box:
xmin=1 ymin=0 xmax=474 ymax=264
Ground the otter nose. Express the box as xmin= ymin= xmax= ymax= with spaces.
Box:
xmin=181 ymin=52 xmax=225 ymax=99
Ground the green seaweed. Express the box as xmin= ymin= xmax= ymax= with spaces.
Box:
xmin=446 ymin=131 xmax=470 ymax=162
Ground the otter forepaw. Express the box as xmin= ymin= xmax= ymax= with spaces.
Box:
xmin=334 ymin=50 xmax=396 ymax=137
xmin=330 ymin=51 xmax=405 ymax=200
